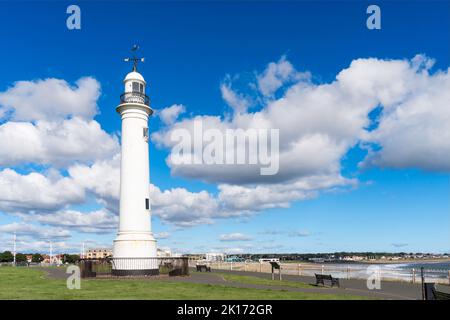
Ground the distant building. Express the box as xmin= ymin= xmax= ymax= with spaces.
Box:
xmin=309 ymin=257 xmax=325 ymax=263
xmin=343 ymin=256 xmax=364 ymax=261
xmin=388 ymin=256 xmax=401 ymax=261
xmin=157 ymin=248 xmax=172 ymax=257
xmin=185 ymin=254 xmax=204 ymax=261
xmin=42 ymin=254 xmax=63 ymax=265
xmin=259 ymin=258 xmax=280 ymax=263
xmin=225 ymin=256 xmax=245 ymax=262
xmin=205 ymin=253 xmax=226 ymax=262
xmin=86 ymin=248 xmax=112 ymax=259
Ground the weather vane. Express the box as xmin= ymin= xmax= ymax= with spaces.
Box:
xmin=123 ymin=44 xmax=145 ymax=72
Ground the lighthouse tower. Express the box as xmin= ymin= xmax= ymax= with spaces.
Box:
xmin=112 ymin=50 xmax=158 ymax=275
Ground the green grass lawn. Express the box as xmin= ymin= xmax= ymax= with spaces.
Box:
xmin=217 ymin=273 xmax=315 ymax=289
xmin=0 ymin=267 xmax=367 ymax=300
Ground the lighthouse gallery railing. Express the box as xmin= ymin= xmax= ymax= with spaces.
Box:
xmin=120 ymin=92 xmax=150 ymax=106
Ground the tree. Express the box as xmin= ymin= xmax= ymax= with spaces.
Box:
xmin=15 ymin=253 xmax=27 ymax=263
xmin=0 ymin=251 xmax=13 ymax=262
xmin=63 ymin=254 xmax=80 ymax=264
xmin=32 ymin=253 xmax=44 ymax=263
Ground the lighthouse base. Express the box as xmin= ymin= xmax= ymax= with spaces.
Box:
xmin=112 ymin=231 xmax=158 ymax=276
xmin=111 ymin=268 xmax=159 ymax=276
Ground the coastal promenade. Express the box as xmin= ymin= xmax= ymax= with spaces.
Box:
xmin=200 ymin=261 xmax=450 ymax=284
xmin=207 ymin=269 xmax=424 ymax=300
xmin=40 ymin=266 xmax=440 ymax=300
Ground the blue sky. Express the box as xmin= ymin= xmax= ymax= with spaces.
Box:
xmin=0 ymin=1 xmax=448 ymax=254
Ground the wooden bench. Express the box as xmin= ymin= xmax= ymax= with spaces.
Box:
xmin=315 ymin=273 xmax=340 ymax=287
xmin=196 ymin=264 xmax=211 ymax=272
xmin=424 ymin=283 xmax=450 ymax=300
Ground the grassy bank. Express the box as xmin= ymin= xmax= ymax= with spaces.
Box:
xmin=217 ymin=273 xmax=314 ymax=289
xmin=0 ymin=267 xmax=369 ymax=300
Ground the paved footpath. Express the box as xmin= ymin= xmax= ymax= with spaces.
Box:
xmin=200 ymin=269 xmax=423 ymax=300
xmin=39 ymin=266 xmax=424 ymax=300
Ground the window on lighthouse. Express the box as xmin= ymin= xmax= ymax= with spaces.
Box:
xmin=143 ymin=127 xmax=149 ymax=141
xmin=132 ymin=82 xmax=144 ymax=93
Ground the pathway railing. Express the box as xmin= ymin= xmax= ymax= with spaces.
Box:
xmin=191 ymin=261 xmax=450 ymax=284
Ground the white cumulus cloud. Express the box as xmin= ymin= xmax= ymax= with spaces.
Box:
xmin=0 ymin=168 xmax=85 ymax=213
xmin=21 ymin=209 xmax=118 ymax=234
xmin=219 ymin=233 xmax=252 ymax=241
xmin=154 ymin=55 xmax=450 ymax=189
xmin=0 ymin=222 xmax=71 ymax=239
xmin=0 ymin=118 xmax=119 ymax=167
xmin=257 ymin=55 xmax=310 ymax=96
xmin=158 ymin=104 xmax=186 ymax=125
xmin=0 ymin=77 xmax=100 ymax=122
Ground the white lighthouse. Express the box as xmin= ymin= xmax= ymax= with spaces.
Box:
xmin=112 ymin=50 xmax=158 ymax=275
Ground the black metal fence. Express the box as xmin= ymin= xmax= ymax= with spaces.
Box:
xmin=78 ymin=257 xmax=189 ymax=278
